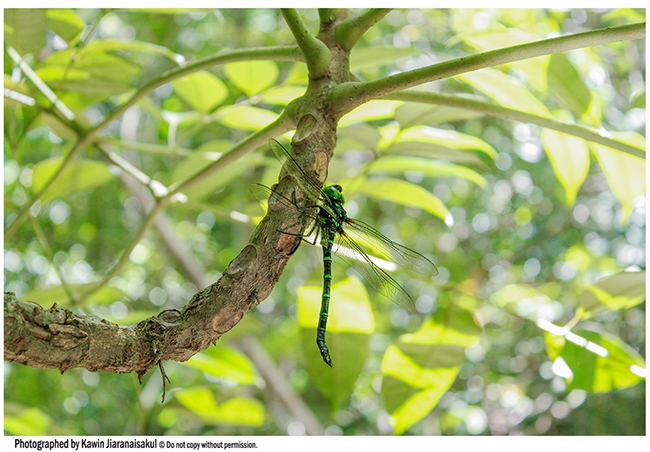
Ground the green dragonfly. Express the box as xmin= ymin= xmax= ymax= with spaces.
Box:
xmin=253 ymin=139 xmax=438 ymax=366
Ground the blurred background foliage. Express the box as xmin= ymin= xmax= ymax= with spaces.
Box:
xmin=3 ymin=8 xmax=645 ymax=435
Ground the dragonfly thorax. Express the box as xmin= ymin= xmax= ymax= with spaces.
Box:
xmin=324 ymin=184 xmax=345 ymax=205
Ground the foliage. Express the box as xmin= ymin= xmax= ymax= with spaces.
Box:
xmin=3 ymin=8 xmax=645 ymax=435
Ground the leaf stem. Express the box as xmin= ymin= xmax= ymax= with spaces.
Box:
xmin=167 ymin=109 xmax=297 ymax=197
xmin=335 ymin=8 xmax=392 ymax=51
xmin=281 ymin=8 xmax=332 ymax=79
xmin=329 ymin=22 xmax=646 ymax=117
xmin=29 ymin=215 xmax=78 ymax=305
xmin=386 ymin=90 xmax=645 ymax=159
xmin=95 ymin=45 xmax=303 ymax=135
xmin=77 ymin=199 xmax=167 ymax=306
xmin=318 ymin=8 xmax=341 ymax=24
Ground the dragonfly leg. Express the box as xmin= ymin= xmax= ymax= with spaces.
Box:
xmin=276 ymin=223 xmax=321 ymax=246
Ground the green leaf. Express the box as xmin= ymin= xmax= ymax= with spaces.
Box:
xmin=224 ymin=60 xmax=279 ymax=96
xmin=395 ymin=101 xmax=484 ymax=129
xmin=386 ymin=125 xmax=498 ymax=161
xmin=174 ymin=387 xmax=266 ymax=426
xmin=36 ymin=66 xmax=132 ymax=97
xmin=46 ymin=9 xmax=85 ymax=44
xmin=172 ymin=71 xmax=228 ymax=113
xmin=351 ymin=177 xmax=450 ymax=221
xmin=39 ymin=50 xmax=141 ymax=84
xmin=183 ymin=345 xmax=258 ymax=385
xmin=337 ymin=123 xmax=382 ymax=150
xmin=259 ymin=85 xmax=306 ymax=106
xmin=39 ymin=112 xmax=80 ymax=142
xmin=298 ymin=277 xmax=373 ymax=411
xmin=4 ymin=74 xmax=32 ymax=97
xmin=128 ymin=8 xmax=213 ymax=14
xmin=339 ymin=100 xmax=403 ymax=127
xmin=458 ymin=68 xmax=550 ymax=116
xmin=490 ymin=284 xmax=557 ymax=322
xmin=350 ymin=46 xmax=421 ymax=72
xmin=382 ymin=304 xmax=480 ymax=434
xmin=211 ymin=105 xmax=278 ymax=131
xmin=169 ymin=139 xmax=265 ymax=200
xmin=35 ymin=48 xmax=141 ymax=105
xmin=161 ymin=110 xmax=201 ymax=128
xmin=82 ymin=38 xmax=178 ymax=60
xmin=590 ymin=132 xmax=646 ymax=224
xmin=541 ymin=129 xmax=590 ymax=205
xmin=31 ymin=157 xmax=115 ymax=202
xmin=22 ymin=284 xmax=126 ymax=308
xmin=578 ymin=271 xmax=646 ymax=319
xmin=283 ymin=62 xmax=308 ymax=86
xmin=3 ymin=407 xmax=51 ymax=436
xmin=547 ymin=53 xmax=593 ymax=119
xmin=458 ymin=28 xmax=534 ymax=51
xmin=368 ymin=156 xmax=487 ymax=188
xmin=4 ymin=9 xmax=47 ymax=56
xmin=298 ymin=277 xmax=374 ymax=333
xmin=108 ymin=310 xmax=159 ymax=326
xmin=550 ymin=330 xmax=645 ymax=393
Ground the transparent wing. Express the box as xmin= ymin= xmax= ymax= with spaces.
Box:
xmin=252 ymin=183 xmax=417 ymax=311
xmin=334 ymin=231 xmax=417 ymax=312
xmin=250 ymin=183 xmax=318 ymax=235
xmin=344 ymin=218 xmax=439 ymax=276
xmin=268 ymin=140 xmax=438 ymax=278
xmin=268 ymin=139 xmax=340 ymax=219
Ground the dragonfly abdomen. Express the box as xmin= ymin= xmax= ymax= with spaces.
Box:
xmin=316 ymin=227 xmax=336 ymax=367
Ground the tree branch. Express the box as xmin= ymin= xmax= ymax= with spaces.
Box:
xmin=4 ymin=174 xmax=305 ymax=374
xmin=335 ymin=8 xmax=392 ymax=51
xmin=328 ymin=22 xmax=646 ymax=118
xmin=281 ymin=8 xmax=332 ymax=79
xmin=167 ymin=109 xmax=296 ymax=197
xmin=3 ymin=292 xmax=151 ymax=375
xmin=318 ymin=8 xmax=341 ymax=25
xmin=386 ymin=90 xmax=645 ymax=159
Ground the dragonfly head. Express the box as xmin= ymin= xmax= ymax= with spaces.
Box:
xmin=324 ymin=184 xmax=345 ymax=204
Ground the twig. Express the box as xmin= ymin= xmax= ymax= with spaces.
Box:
xmin=386 ymin=90 xmax=645 ymax=159
xmin=335 ymin=8 xmax=392 ymax=51
xmin=167 ymin=111 xmax=296 ymax=197
xmin=328 ymin=22 xmax=646 ymax=118
xmin=281 ymin=9 xmax=332 ymax=79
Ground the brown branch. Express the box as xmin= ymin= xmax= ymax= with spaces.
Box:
xmin=4 ymin=5 xmax=339 ymax=386
xmin=4 ymin=191 xmax=305 ymax=376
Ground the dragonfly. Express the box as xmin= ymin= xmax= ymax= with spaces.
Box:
xmin=253 ymin=139 xmax=438 ymax=367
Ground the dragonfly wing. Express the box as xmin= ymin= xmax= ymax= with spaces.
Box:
xmin=334 ymin=232 xmax=416 ymax=312
xmin=250 ymin=183 xmax=319 ymax=232
xmin=250 ymin=183 xmax=276 ymax=205
xmin=269 ymin=139 xmax=340 ymax=219
xmin=344 ymin=218 xmax=439 ymax=276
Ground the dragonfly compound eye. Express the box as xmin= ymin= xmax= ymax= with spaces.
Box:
xmin=324 ymin=185 xmax=345 ymax=204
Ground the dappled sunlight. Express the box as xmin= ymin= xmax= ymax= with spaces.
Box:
xmin=3 ymin=7 xmax=644 ymax=436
